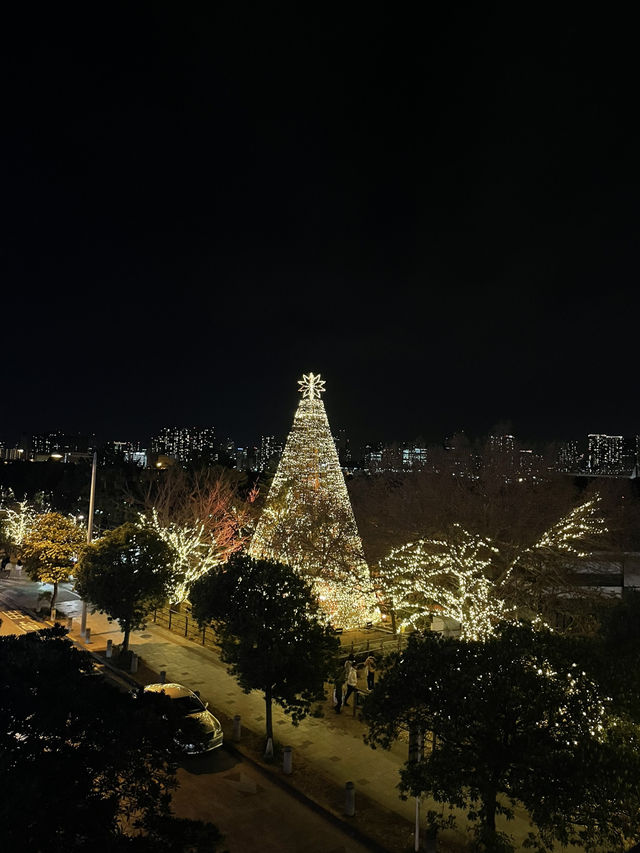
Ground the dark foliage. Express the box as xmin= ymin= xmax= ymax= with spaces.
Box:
xmin=363 ymin=624 xmax=640 ymax=852
xmin=190 ymin=553 xmax=340 ymax=742
xmin=0 ymin=627 xmax=223 ymax=852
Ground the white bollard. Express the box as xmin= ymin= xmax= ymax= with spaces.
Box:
xmin=106 ymin=639 xmax=113 ymax=659
xmin=283 ymin=746 xmax=292 ymax=775
xmin=130 ymin=653 xmax=138 ymax=674
xmin=233 ymin=715 xmax=242 ymax=742
xmin=85 ymin=627 xmax=91 ymax=644
xmin=345 ymin=781 xmax=355 ymax=817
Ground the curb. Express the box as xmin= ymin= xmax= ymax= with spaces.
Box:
xmin=222 ymin=738 xmax=394 ymax=853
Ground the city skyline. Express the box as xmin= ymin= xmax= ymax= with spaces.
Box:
xmin=3 ymin=422 xmax=640 ymax=476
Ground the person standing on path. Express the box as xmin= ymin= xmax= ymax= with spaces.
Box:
xmin=344 ymin=654 xmax=355 ymax=679
xmin=333 ymin=669 xmax=344 ymax=714
xmin=343 ymin=663 xmax=358 ymax=706
xmin=364 ymin=654 xmax=376 ymax=690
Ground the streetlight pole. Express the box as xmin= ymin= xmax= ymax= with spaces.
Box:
xmin=409 ymin=724 xmax=424 ymax=852
xmin=80 ymin=451 xmax=97 ymax=637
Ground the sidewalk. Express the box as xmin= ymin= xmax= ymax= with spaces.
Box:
xmin=0 ymin=577 xmax=538 ymax=852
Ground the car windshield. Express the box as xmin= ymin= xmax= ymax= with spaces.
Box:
xmin=172 ymin=695 xmax=205 ymax=715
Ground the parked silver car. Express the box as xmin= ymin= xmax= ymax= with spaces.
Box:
xmin=144 ymin=682 xmax=223 ymax=755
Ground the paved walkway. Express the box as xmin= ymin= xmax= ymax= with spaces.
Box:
xmin=0 ymin=576 xmax=560 ymax=852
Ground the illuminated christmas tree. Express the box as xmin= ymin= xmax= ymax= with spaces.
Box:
xmin=250 ymin=372 xmax=378 ymax=628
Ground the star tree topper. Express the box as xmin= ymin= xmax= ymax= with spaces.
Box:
xmin=298 ymin=372 xmax=326 ymax=400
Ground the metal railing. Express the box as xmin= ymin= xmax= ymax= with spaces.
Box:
xmin=152 ymin=604 xmax=409 ymax=661
xmin=341 ymin=633 xmax=409 ymax=662
xmin=151 ymin=606 xmax=220 ymax=652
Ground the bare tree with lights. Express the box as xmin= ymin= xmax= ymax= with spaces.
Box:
xmin=378 ymin=495 xmax=608 ymax=639
xmin=140 ymin=508 xmax=224 ymax=603
xmin=1 ymin=497 xmax=43 ymax=550
xmin=135 ymin=466 xmax=256 ymax=603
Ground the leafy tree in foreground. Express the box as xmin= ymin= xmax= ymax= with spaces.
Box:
xmin=190 ymin=553 xmax=340 ymax=746
xmin=22 ymin=511 xmax=85 ymax=612
xmin=363 ymin=624 xmax=640 ymax=852
xmin=74 ymin=522 xmax=174 ymax=652
xmin=0 ymin=627 xmax=223 ymax=852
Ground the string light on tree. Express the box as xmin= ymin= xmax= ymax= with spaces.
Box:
xmin=139 ymin=509 xmax=224 ymax=603
xmin=250 ymin=372 xmax=378 ymax=628
xmin=379 ymin=495 xmax=607 ymax=641
xmin=2 ymin=499 xmax=41 ymax=546
xmin=529 ymin=497 xmax=607 ymax=558
xmin=380 ymin=524 xmax=509 ymax=641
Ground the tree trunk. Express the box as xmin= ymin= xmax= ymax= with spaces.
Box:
xmin=265 ymin=685 xmax=273 ymax=742
xmin=482 ymin=786 xmax=497 ymax=836
xmin=51 ymin=581 xmax=58 ymax=612
xmin=122 ymin=623 xmax=131 ymax=653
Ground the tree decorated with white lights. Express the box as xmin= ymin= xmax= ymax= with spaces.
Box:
xmin=139 ymin=509 xmax=226 ymax=604
xmin=379 ymin=523 xmax=509 ymax=640
xmin=250 ymin=372 xmax=377 ymax=627
xmin=135 ymin=467 xmax=254 ymax=603
xmin=379 ymin=495 xmax=607 ymax=640
xmin=1 ymin=499 xmax=41 ymax=548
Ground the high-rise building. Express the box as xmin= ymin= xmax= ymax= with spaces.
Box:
xmin=558 ymin=441 xmax=581 ymax=472
xmin=363 ymin=442 xmax=384 ymax=473
xmin=102 ymin=439 xmax=147 ymax=467
xmin=588 ymin=434 xmax=624 ymax=473
xmin=333 ymin=428 xmax=352 ymax=467
xmin=30 ymin=431 xmax=95 ymax=455
xmin=151 ymin=427 xmax=216 ymax=465
xmin=487 ymin=433 xmax=517 ymax=475
xmin=235 ymin=447 xmax=248 ymax=471
xmin=489 ymin=434 xmax=515 ymax=454
xmin=258 ymin=435 xmax=283 ymax=471
xmin=402 ymin=447 xmax=428 ymax=471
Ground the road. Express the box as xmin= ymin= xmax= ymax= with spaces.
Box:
xmin=0 ymin=576 xmax=377 ymax=853
xmin=0 ymin=592 xmax=44 ymax=636
xmin=174 ymin=748 xmax=373 ymax=853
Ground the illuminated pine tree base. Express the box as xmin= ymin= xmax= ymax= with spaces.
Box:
xmin=314 ymin=578 xmax=378 ymax=628
xmin=250 ymin=373 xmax=378 ymax=628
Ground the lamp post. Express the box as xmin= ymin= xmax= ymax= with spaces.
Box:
xmin=80 ymin=451 xmax=97 ymax=637
xmin=409 ymin=725 xmax=424 ymax=852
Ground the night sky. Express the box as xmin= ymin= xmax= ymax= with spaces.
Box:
xmin=1 ymin=6 xmax=638 ymax=448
